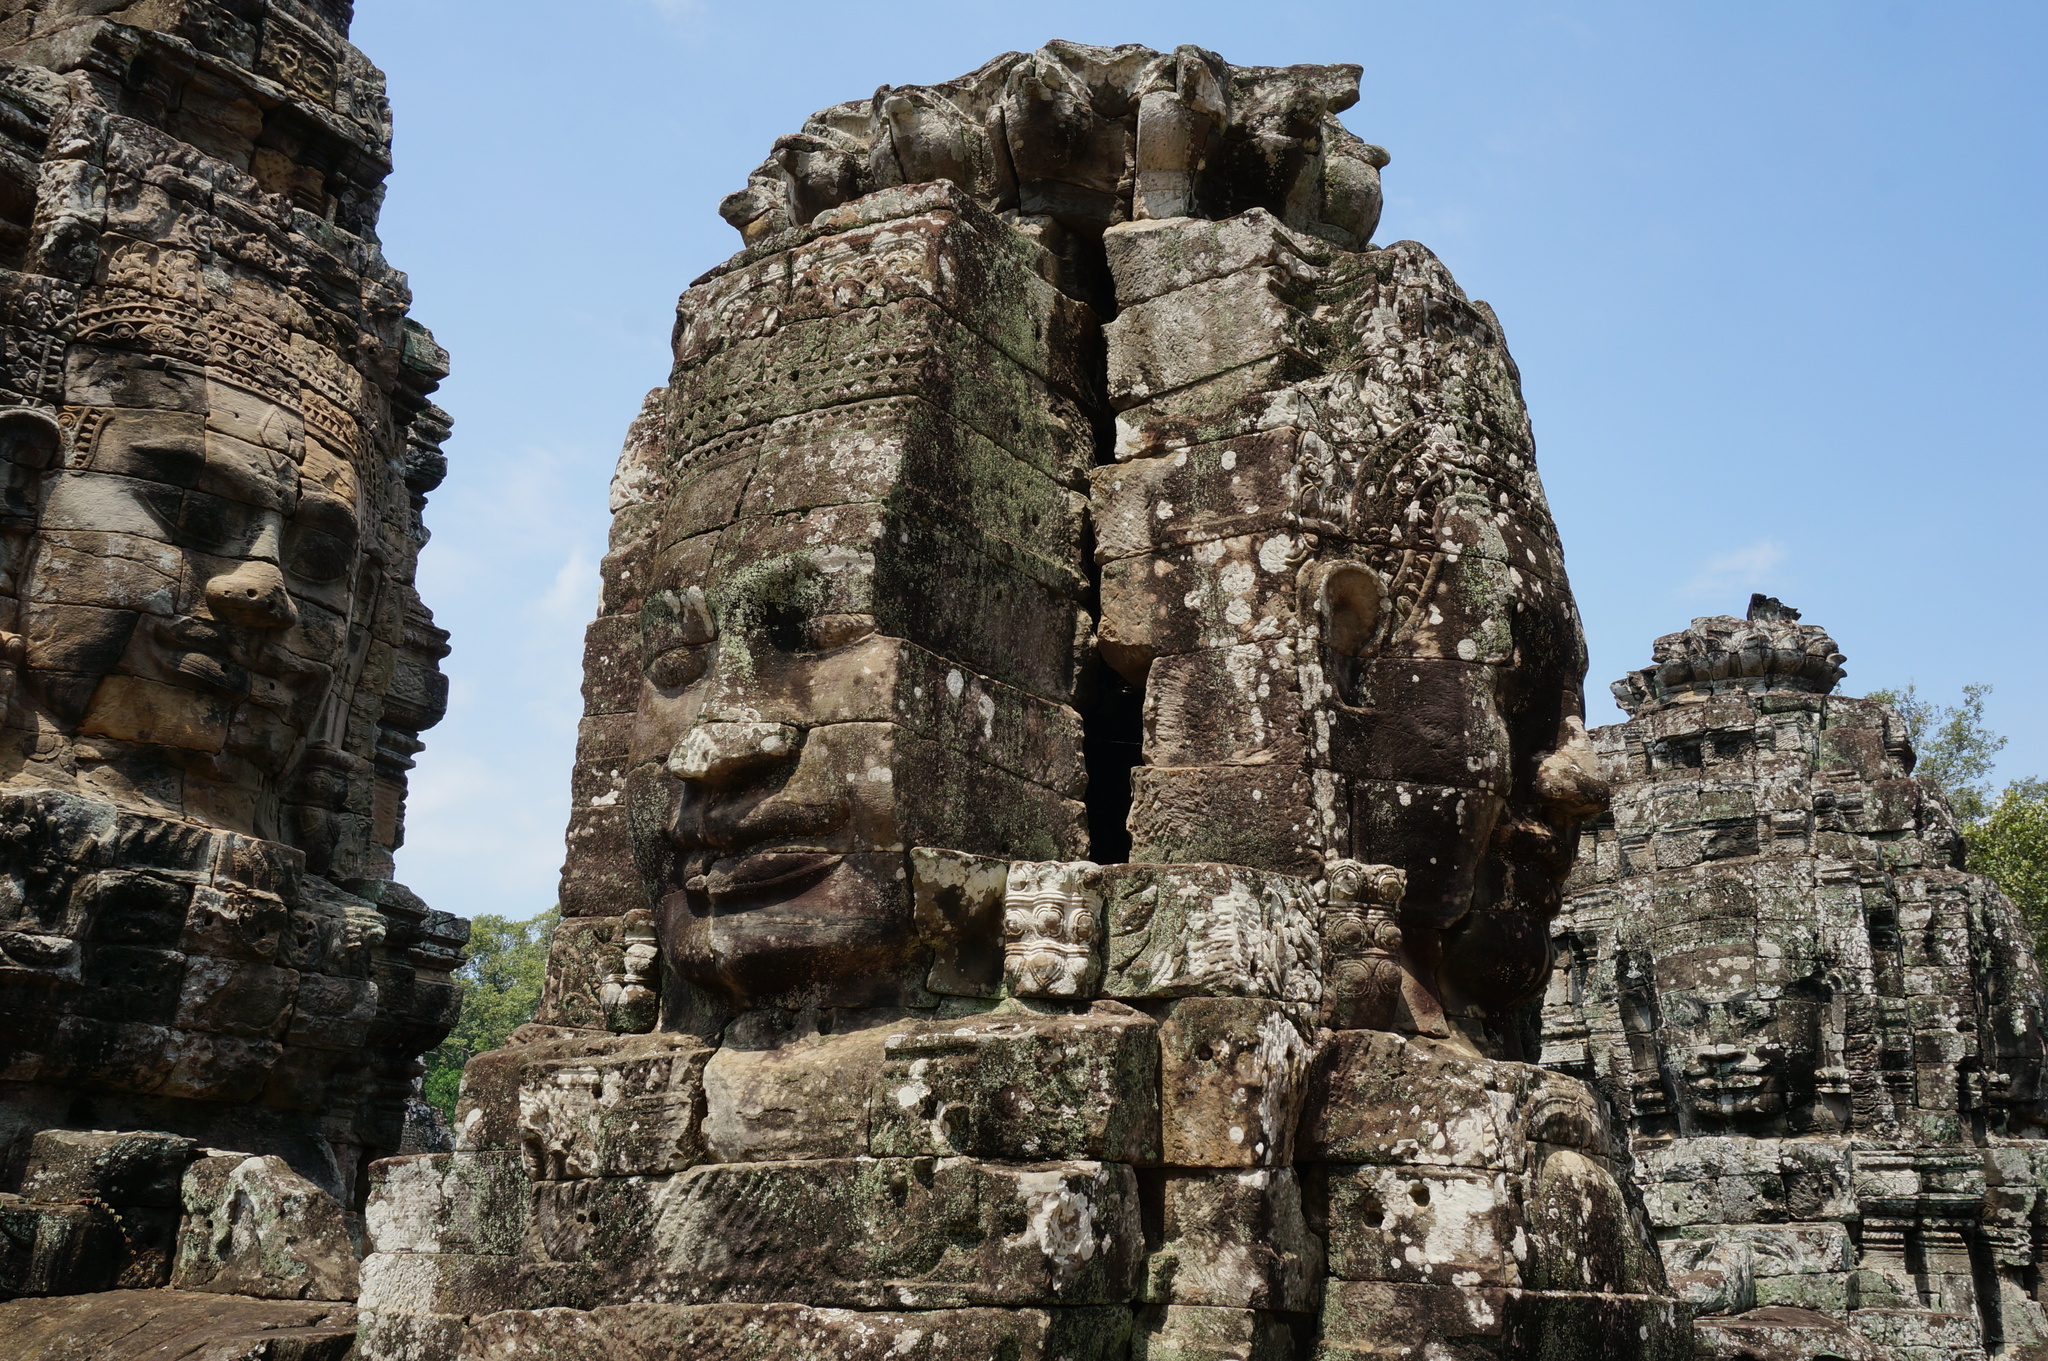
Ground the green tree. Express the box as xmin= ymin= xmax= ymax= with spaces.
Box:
xmin=1969 ymin=781 xmax=2048 ymax=955
xmin=422 ymin=907 xmax=558 ymax=1120
xmin=1868 ymin=682 xmax=2008 ymax=821
xmin=1869 ymin=683 xmax=2048 ymax=959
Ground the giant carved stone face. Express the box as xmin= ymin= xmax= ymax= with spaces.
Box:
xmin=8 ymin=250 xmax=373 ymax=836
xmin=0 ymin=236 xmax=445 ymax=865
xmin=619 ymin=208 xmax=1097 ymax=1008
xmin=1644 ymin=946 xmax=1827 ymax=1131
xmin=628 ymin=551 xmax=932 ymax=1008
xmin=31 ymin=358 xmax=360 ymax=781
xmin=1092 ymin=224 xmax=1609 ymax=1048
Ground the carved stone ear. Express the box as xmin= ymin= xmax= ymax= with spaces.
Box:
xmin=0 ymin=408 xmax=61 ymax=465
xmin=1316 ymin=562 xmax=1383 ymax=658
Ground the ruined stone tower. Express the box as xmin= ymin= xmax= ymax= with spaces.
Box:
xmin=357 ymin=42 xmax=1686 ymax=1361
xmin=1545 ymin=596 xmax=2048 ymax=1360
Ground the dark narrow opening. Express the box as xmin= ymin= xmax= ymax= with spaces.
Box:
xmin=1059 ymin=224 xmax=1144 ymax=866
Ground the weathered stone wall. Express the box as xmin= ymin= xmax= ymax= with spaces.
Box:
xmin=0 ymin=0 xmax=463 ymax=1210
xmin=0 ymin=1126 xmax=362 ymax=1353
xmin=359 ymin=43 xmax=1687 ymax=1361
xmin=1545 ymin=597 xmax=2048 ymax=1361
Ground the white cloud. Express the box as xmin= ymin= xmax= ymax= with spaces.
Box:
xmin=1678 ymin=538 xmax=1789 ymax=602
xmin=534 ymin=548 xmax=599 ymax=628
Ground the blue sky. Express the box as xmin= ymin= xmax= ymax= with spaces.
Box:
xmin=352 ymin=0 xmax=2048 ymax=923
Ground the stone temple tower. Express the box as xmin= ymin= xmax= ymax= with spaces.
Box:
xmin=1545 ymin=596 xmax=2048 ymax=1361
xmin=0 ymin=0 xmax=463 ymax=1207
xmin=358 ymin=41 xmax=1687 ymax=1361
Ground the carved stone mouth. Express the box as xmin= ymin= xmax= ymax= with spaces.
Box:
xmin=156 ymin=617 xmax=317 ymax=699
xmin=1687 ymin=1074 xmax=1773 ymax=1092
xmin=690 ymin=849 xmax=843 ymax=908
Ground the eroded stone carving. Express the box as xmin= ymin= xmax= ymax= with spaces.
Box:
xmin=0 ymin=0 xmax=463 ymax=1224
xmin=360 ymin=41 xmax=1682 ymax=1361
xmin=1546 ymin=597 xmax=2048 ymax=1360
xmin=1004 ymin=859 xmax=1104 ymax=998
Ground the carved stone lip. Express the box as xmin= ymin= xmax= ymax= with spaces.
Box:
xmin=1684 ymin=1072 xmax=1772 ymax=1089
xmin=696 ymin=849 xmax=844 ymax=907
xmin=157 ymin=616 xmax=317 ymax=693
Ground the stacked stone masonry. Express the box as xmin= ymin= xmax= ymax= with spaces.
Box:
xmin=0 ymin=1125 xmax=363 ymax=1355
xmin=0 ymin=0 xmax=465 ymax=1332
xmin=1545 ymin=596 xmax=2048 ymax=1361
xmin=360 ymin=42 xmax=1689 ymax=1361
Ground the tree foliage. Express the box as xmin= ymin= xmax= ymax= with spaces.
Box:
xmin=1970 ymin=781 xmax=2048 ymax=956
xmin=422 ymin=908 xmax=558 ymax=1119
xmin=1868 ymin=682 xmax=2008 ymax=821
xmin=1870 ymin=683 xmax=2047 ymax=958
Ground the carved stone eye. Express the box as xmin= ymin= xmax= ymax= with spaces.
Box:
xmin=1319 ymin=563 xmax=1383 ymax=658
xmin=641 ymin=587 xmax=716 ymax=689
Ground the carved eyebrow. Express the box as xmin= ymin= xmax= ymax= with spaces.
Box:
xmin=90 ymin=430 xmax=206 ymax=485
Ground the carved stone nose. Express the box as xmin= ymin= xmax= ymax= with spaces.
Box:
xmin=1696 ymin=1043 xmax=1748 ymax=1070
xmin=205 ymin=560 xmax=298 ymax=629
xmin=669 ymin=721 xmax=801 ymax=782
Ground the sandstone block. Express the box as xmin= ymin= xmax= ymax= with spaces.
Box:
xmin=1143 ymin=1168 xmax=1321 ymax=1311
xmin=702 ymin=1023 xmax=888 ymax=1163
xmin=1141 ymin=642 xmax=1307 ymax=769
xmin=678 ymin=199 xmax=1096 ymax=404
xmin=519 ymin=1032 xmax=711 ymax=1179
xmin=1089 ymin=431 xmax=1300 ymax=564
xmin=1097 ymin=530 xmax=1304 ymax=670
xmin=912 ymin=847 xmax=1009 ymax=998
xmin=1104 ymin=209 xmax=1328 ymax=308
xmin=1158 ymin=998 xmax=1316 ymax=1167
xmin=366 ymin=1151 xmax=532 ymax=1256
xmin=0 ymin=1290 xmax=358 ymax=1361
xmin=18 ymin=1128 xmax=197 ymax=1207
xmin=359 ymin=1249 xmax=607 ymax=1319
xmin=450 ymin=1301 xmax=1135 ymax=1361
xmin=533 ymin=1157 xmax=1143 ymax=1310
xmin=172 ymin=1153 xmax=359 ymax=1301
xmin=0 ymin=1193 xmax=118 ymax=1297
xmin=1660 ymin=1235 xmax=1757 ymax=1315
xmin=1128 ymin=764 xmax=1321 ymax=877
xmin=174 ymin=956 xmax=299 ymax=1039
xmin=1521 ymin=1147 xmax=1664 ymax=1295
xmin=691 ymin=635 xmax=1085 ymax=795
xmin=1313 ymin=1280 xmax=1507 ymax=1358
xmin=1133 ymin=1303 xmax=1295 ymax=1361
xmin=1299 ymin=1030 xmax=1534 ymax=1170
xmin=359 ymin=1307 xmax=470 ymax=1361
xmin=1101 ymin=863 xmax=1320 ymax=1003
xmin=670 ymin=298 xmax=1092 ymax=491
xmin=533 ymin=914 xmax=625 ymax=1022
xmin=1106 ymin=268 xmax=1317 ymax=408
xmin=1323 ymin=1163 xmax=1519 ymax=1286
xmin=724 ymin=398 xmax=1086 ymax=565
xmin=1692 ymin=1308 xmax=1885 ymax=1361
xmin=871 ymin=1002 xmax=1160 ymax=1163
